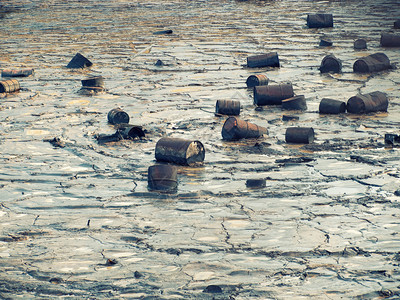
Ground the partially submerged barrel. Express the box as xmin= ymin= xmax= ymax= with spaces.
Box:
xmin=320 ymin=54 xmax=342 ymax=73
xmin=246 ymin=74 xmax=268 ymax=87
xmin=221 ymin=116 xmax=267 ymax=141
xmin=82 ymin=76 xmax=104 ymax=88
xmin=108 ymin=108 xmax=130 ymax=125
xmin=215 ymin=100 xmax=241 ymax=116
xmin=285 ymin=127 xmax=315 ymax=144
xmin=1 ymin=69 xmax=34 ymax=77
xmin=319 ymin=98 xmax=346 ymax=114
xmin=246 ymin=179 xmax=266 ymax=189
xmin=307 ymin=14 xmax=333 ymax=28
xmin=148 ymin=165 xmax=178 ymax=192
xmin=353 ymin=53 xmax=391 ymax=73
xmin=346 ymin=91 xmax=388 ymax=114
xmin=380 ymin=33 xmax=400 ymax=47
xmin=116 ymin=124 xmax=145 ymax=139
xmin=247 ymin=52 xmax=280 ymax=68
xmin=67 ymin=53 xmax=93 ymax=68
xmin=282 ymin=95 xmax=307 ymax=111
xmin=155 ymin=137 xmax=205 ymax=166
xmin=354 ymin=39 xmax=367 ymax=50
xmin=254 ymin=83 xmax=294 ymax=106
xmin=0 ymin=79 xmax=20 ymax=93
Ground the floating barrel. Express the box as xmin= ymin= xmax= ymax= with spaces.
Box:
xmin=1 ymin=69 xmax=34 ymax=77
xmin=353 ymin=53 xmax=391 ymax=73
xmin=108 ymin=108 xmax=130 ymax=125
xmin=153 ymin=29 xmax=173 ymax=35
xmin=246 ymin=74 xmax=268 ymax=87
xmin=116 ymin=124 xmax=145 ymax=139
xmin=319 ymin=38 xmax=333 ymax=47
xmin=346 ymin=91 xmax=388 ymax=114
xmin=215 ymin=100 xmax=241 ymax=116
xmin=385 ymin=134 xmax=400 ymax=145
xmin=380 ymin=33 xmax=400 ymax=47
xmin=319 ymin=98 xmax=346 ymax=114
xmin=82 ymin=76 xmax=104 ymax=88
xmin=0 ymin=79 xmax=20 ymax=93
xmin=307 ymin=14 xmax=333 ymax=28
xmin=221 ymin=116 xmax=267 ymax=141
xmin=282 ymin=115 xmax=300 ymax=121
xmin=148 ymin=165 xmax=178 ymax=192
xmin=246 ymin=179 xmax=266 ymax=189
xmin=286 ymin=127 xmax=314 ymax=144
xmin=155 ymin=137 xmax=205 ymax=166
xmin=67 ymin=53 xmax=93 ymax=68
xmin=282 ymin=95 xmax=307 ymax=111
xmin=247 ymin=52 xmax=280 ymax=68
xmin=354 ymin=39 xmax=367 ymax=50
xmin=395 ymin=20 xmax=400 ymax=29
xmin=254 ymin=83 xmax=294 ymax=106
xmin=320 ymin=54 xmax=342 ymax=73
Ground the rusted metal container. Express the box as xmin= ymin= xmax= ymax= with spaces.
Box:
xmin=148 ymin=164 xmax=178 ymax=192
xmin=116 ymin=124 xmax=145 ymax=139
xmin=353 ymin=53 xmax=391 ymax=73
xmin=108 ymin=108 xmax=130 ymax=125
xmin=282 ymin=95 xmax=307 ymax=111
xmin=253 ymin=83 xmax=294 ymax=106
xmin=246 ymin=74 xmax=268 ymax=87
xmin=354 ymin=39 xmax=367 ymax=50
xmin=285 ymin=127 xmax=314 ymax=144
xmin=319 ymin=38 xmax=333 ymax=47
xmin=247 ymin=52 xmax=280 ymax=68
xmin=67 ymin=53 xmax=93 ymax=68
xmin=82 ymin=76 xmax=104 ymax=88
xmin=221 ymin=116 xmax=267 ymax=141
xmin=215 ymin=100 xmax=241 ymax=116
xmin=0 ymin=79 xmax=20 ymax=93
xmin=395 ymin=20 xmax=400 ymax=29
xmin=385 ymin=134 xmax=400 ymax=145
xmin=307 ymin=14 xmax=333 ymax=28
xmin=320 ymin=54 xmax=342 ymax=73
xmin=1 ymin=69 xmax=34 ymax=77
xmin=319 ymin=98 xmax=346 ymax=114
xmin=155 ymin=137 xmax=205 ymax=166
xmin=246 ymin=179 xmax=266 ymax=189
xmin=346 ymin=91 xmax=388 ymax=114
xmin=380 ymin=33 xmax=400 ymax=47
xmin=282 ymin=115 xmax=299 ymax=121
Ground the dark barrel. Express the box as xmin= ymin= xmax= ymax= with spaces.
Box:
xmin=246 ymin=179 xmax=266 ymax=189
xmin=116 ymin=124 xmax=145 ymax=139
xmin=395 ymin=20 xmax=400 ymax=29
xmin=82 ymin=76 xmax=104 ymax=88
xmin=320 ymin=54 xmax=342 ymax=73
xmin=155 ymin=137 xmax=205 ymax=166
xmin=346 ymin=91 xmax=388 ymax=114
xmin=108 ymin=108 xmax=130 ymax=125
xmin=354 ymin=39 xmax=367 ymax=50
xmin=319 ymin=98 xmax=346 ymax=114
xmin=285 ymin=127 xmax=314 ymax=144
xmin=148 ymin=165 xmax=178 ymax=192
xmin=215 ymin=100 xmax=241 ymax=116
xmin=253 ymin=83 xmax=294 ymax=106
xmin=247 ymin=52 xmax=280 ymax=68
xmin=221 ymin=116 xmax=267 ymax=141
xmin=0 ymin=79 xmax=20 ymax=93
xmin=282 ymin=95 xmax=307 ymax=111
xmin=1 ymin=69 xmax=34 ymax=77
xmin=319 ymin=38 xmax=333 ymax=47
xmin=307 ymin=14 xmax=333 ymax=28
xmin=353 ymin=53 xmax=391 ymax=73
xmin=380 ymin=33 xmax=400 ymax=47
xmin=246 ymin=74 xmax=268 ymax=87
xmin=67 ymin=53 xmax=93 ymax=68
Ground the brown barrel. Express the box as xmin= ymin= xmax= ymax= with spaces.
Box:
xmin=320 ymin=54 xmax=342 ymax=73
xmin=1 ymin=69 xmax=34 ymax=77
xmin=155 ymin=137 xmax=205 ymax=166
xmin=0 ymin=79 xmax=20 ymax=93
xmin=347 ymin=91 xmax=388 ymax=114
xmin=307 ymin=14 xmax=333 ymax=28
xmin=108 ymin=108 xmax=130 ymax=124
xmin=67 ymin=53 xmax=93 ymax=68
xmin=221 ymin=116 xmax=267 ymax=141
xmin=319 ymin=98 xmax=346 ymax=114
xmin=247 ymin=52 xmax=280 ymax=68
xmin=285 ymin=127 xmax=314 ymax=144
xmin=380 ymin=33 xmax=400 ymax=47
xmin=353 ymin=53 xmax=391 ymax=73
xmin=354 ymin=39 xmax=367 ymax=50
xmin=215 ymin=100 xmax=241 ymax=116
xmin=148 ymin=165 xmax=178 ymax=192
xmin=246 ymin=74 xmax=268 ymax=87
xmin=254 ymin=83 xmax=294 ymax=106
xmin=282 ymin=95 xmax=307 ymax=111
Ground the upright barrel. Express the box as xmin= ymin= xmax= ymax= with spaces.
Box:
xmin=108 ymin=108 xmax=130 ymax=124
xmin=246 ymin=74 xmax=268 ymax=87
xmin=353 ymin=53 xmax=391 ymax=73
xmin=320 ymin=54 xmax=342 ymax=73
xmin=254 ymin=83 xmax=294 ymax=106
xmin=307 ymin=14 xmax=333 ymax=28
xmin=347 ymin=91 xmax=388 ymax=114
xmin=285 ymin=127 xmax=315 ymax=144
xmin=215 ymin=100 xmax=241 ymax=116
xmin=148 ymin=165 xmax=178 ymax=192
xmin=155 ymin=137 xmax=205 ymax=166
xmin=0 ymin=79 xmax=20 ymax=93
xmin=247 ymin=52 xmax=280 ymax=68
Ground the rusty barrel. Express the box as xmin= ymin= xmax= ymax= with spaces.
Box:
xmin=246 ymin=179 xmax=266 ymax=189
xmin=346 ymin=91 xmax=388 ymax=114
xmin=353 ymin=52 xmax=391 ymax=73
xmin=215 ymin=100 xmax=240 ymax=116
xmin=285 ymin=127 xmax=314 ymax=144
xmin=254 ymin=83 xmax=294 ymax=106
xmin=354 ymin=39 xmax=367 ymax=50
xmin=0 ymin=79 xmax=20 ymax=93
xmin=247 ymin=52 xmax=280 ymax=68
xmin=155 ymin=137 xmax=205 ymax=166
xmin=116 ymin=124 xmax=145 ymax=139
xmin=67 ymin=53 xmax=93 ymax=68
xmin=222 ymin=116 xmax=267 ymax=141
xmin=108 ymin=108 xmax=130 ymax=125
xmin=319 ymin=98 xmax=346 ymax=114
xmin=282 ymin=95 xmax=307 ymax=111
xmin=1 ymin=69 xmax=34 ymax=77
xmin=320 ymin=54 xmax=342 ymax=73
xmin=307 ymin=14 xmax=333 ymax=28
xmin=148 ymin=165 xmax=178 ymax=192
xmin=246 ymin=74 xmax=268 ymax=87
xmin=82 ymin=76 xmax=104 ymax=88
xmin=380 ymin=33 xmax=400 ymax=47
